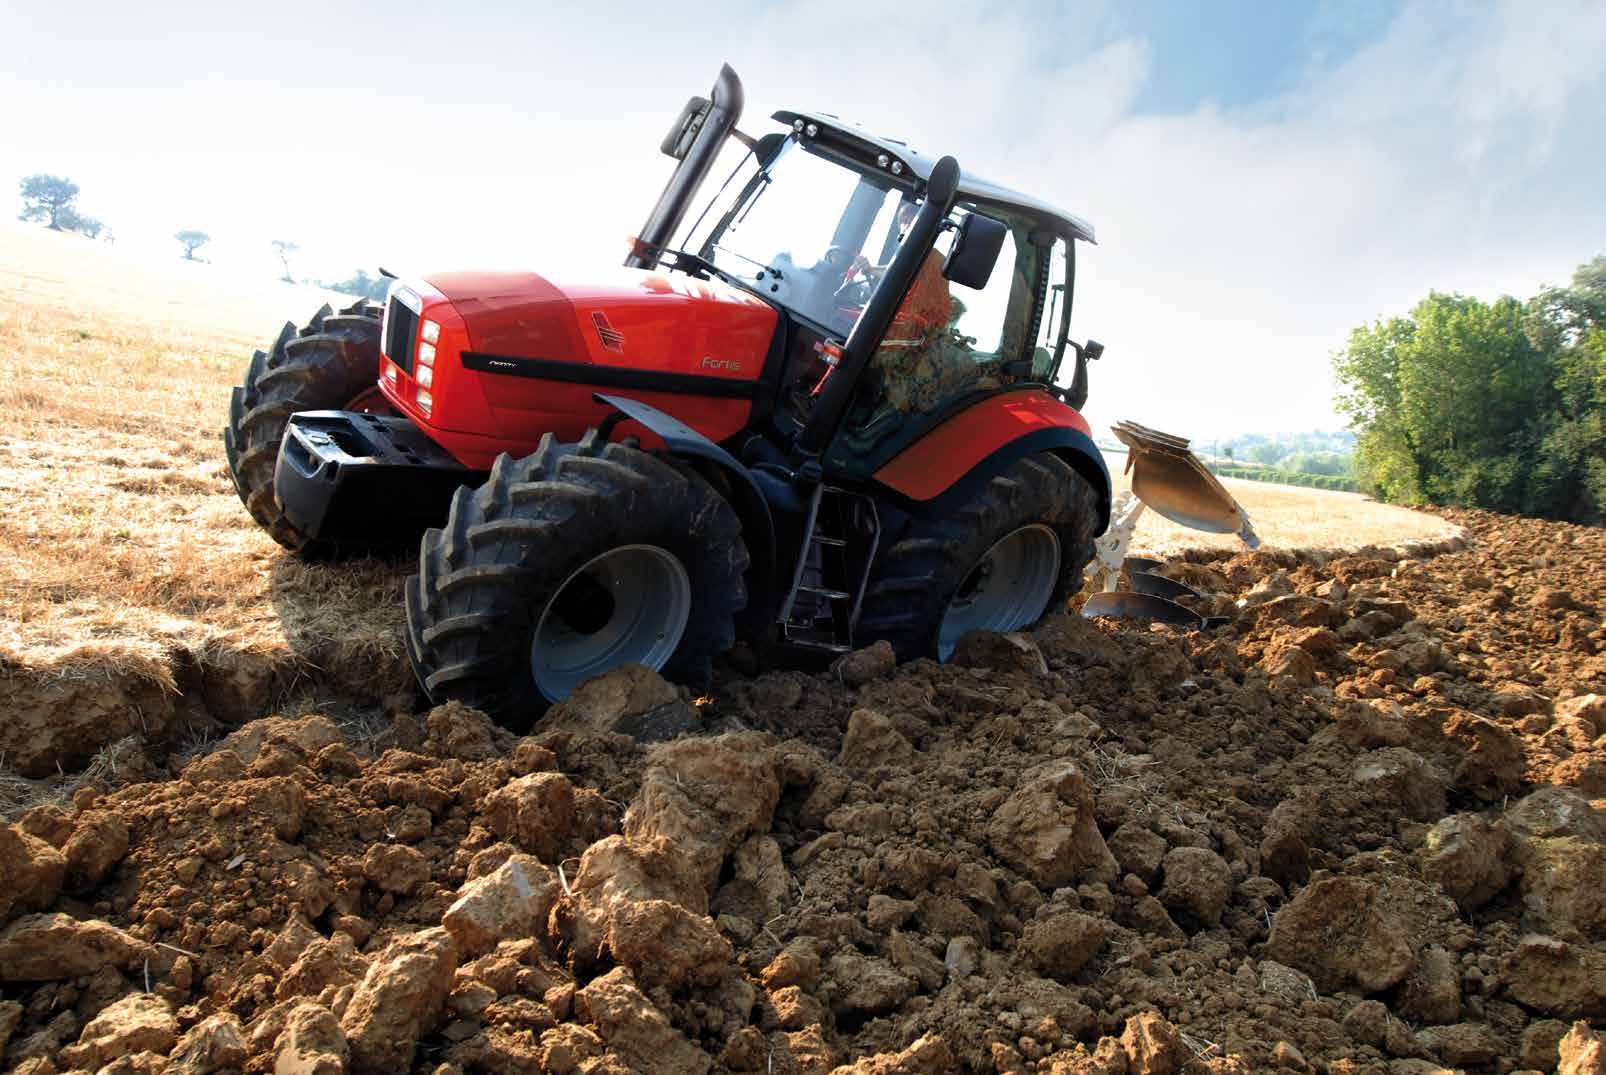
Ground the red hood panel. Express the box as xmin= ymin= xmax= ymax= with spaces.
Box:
xmin=426 ymin=267 xmax=776 ymax=382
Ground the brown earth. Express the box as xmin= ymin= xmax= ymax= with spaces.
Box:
xmin=2 ymin=507 xmax=1602 ymax=1074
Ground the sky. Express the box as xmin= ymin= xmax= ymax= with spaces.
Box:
xmin=4 ymin=0 xmax=1604 ymax=441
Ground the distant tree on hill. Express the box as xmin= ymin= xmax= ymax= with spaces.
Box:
xmin=18 ymin=174 xmax=80 ymax=230
xmin=1283 ymin=451 xmax=1351 ymax=477
xmin=175 ymin=230 xmax=211 ymax=260
xmin=320 ymin=269 xmax=389 ymax=302
xmin=73 ymin=215 xmax=105 ymax=240
xmin=272 ymin=240 xmax=299 ymax=283
xmin=1248 ymin=442 xmax=1284 ymax=466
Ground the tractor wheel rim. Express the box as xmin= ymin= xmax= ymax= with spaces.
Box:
xmin=937 ymin=524 xmax=1061 ymax=661
xmin=531 ymin=544 xmax=692 ymax=702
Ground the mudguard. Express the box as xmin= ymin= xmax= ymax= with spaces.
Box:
xmin=592 ymin=393 xmax=777 ymax=626
xmin=870 ymin=388 xmax=1112 ymax=532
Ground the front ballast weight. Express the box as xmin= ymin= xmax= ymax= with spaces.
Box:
xmin=1083 ymin=420 xmax=1258 ymax=630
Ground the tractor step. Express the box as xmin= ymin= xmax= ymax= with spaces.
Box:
xmin=777 ymin=483 xmax=880 ymax=653
xmin=274 ymin=410 xmax=483 ymax=546
xmin=797 ymin=584 xmax=851 ymax=601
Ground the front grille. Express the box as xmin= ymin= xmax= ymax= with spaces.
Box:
xmin=385 ymin=295 xmax=419 ymax=375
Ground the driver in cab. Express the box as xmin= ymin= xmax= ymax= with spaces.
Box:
xmin=855 ymin=202 xmax=957 ymax=415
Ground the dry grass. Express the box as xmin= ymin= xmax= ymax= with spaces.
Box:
xmin=0 ymin=736 xmax=146 ymax=817
xmin=1108 ymin=456 xmax=1462 ymax=558
xmin=0 ymin=222 xmax=407 ymax=693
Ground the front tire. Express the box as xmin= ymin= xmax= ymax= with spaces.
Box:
xmin=223 ymin=300 xmax=382 ymax=554
xmin=404 ymin=432 xmax=748 ymax=730
xmin=857 ymin=454 xmax=1100 ymax=661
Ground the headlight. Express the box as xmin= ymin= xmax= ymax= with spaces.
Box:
xmin=384 ymin=362 xmax=397 ymax=382
xmin=416 ymin=388 xmax=432 ymax=415
xmin=416 ymin=364 xmax=433 ymax=388
xmin=417 ymin=342 xmax=435 ymax=366
xmin=421 ymin=319 xmax=440 ymax=344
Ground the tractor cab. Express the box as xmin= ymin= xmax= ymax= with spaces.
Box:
xmin=633 ymin=69 xmax=1104 ymax=488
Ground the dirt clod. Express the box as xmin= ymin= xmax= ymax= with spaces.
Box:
xmin=0 ymin=825 xmax=66 ymax=920
xmin=1155 ymin=845 xmax=1232 ymax=928
xmin=1559 ymin=1021 xmax=1606 ymax=1075
xmin=1267 ymin=876 xmax=1415 ymax=992
xmin=1120 ymin=1011 xmax=1185 ymax=1075
xmin=341 ymin=927 xmax=458 ymax=1073
xmin=987 ymin=762 xmax=1117 ymax=886
xmin=60 ymin=993 xmax=176 ymax=1070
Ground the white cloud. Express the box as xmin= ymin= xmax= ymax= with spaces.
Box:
xmin=2 ymin=0 xmax=1602 ymax=442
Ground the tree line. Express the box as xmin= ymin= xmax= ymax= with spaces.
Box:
xmin=1333 ymin=256 xmax=1604 ymax=523
xmin=17 ymin=172 xmax=387 ymax=301
xmin=1211 ymin=466 xmax=1360 ymax=493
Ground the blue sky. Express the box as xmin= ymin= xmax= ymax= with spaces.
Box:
xmin=1116 ymin=0 xmax=1397 ymax=112
xmin=3 ymin=1 xmax=1603 ymax=437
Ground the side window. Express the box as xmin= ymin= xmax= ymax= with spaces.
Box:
xmin=947 ymin=222 xmax=1018 ymax=354
xmin=1034 ymin=238 xmax=1069 ymax=379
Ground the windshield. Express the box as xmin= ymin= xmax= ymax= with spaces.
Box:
xmin=686 ymin=139 xmax=912 ymax=334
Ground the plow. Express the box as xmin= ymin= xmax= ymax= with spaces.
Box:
xmin=1083 ymin=421 xmax=1259 ymax=630
xmin=223 ymin=64 xmax=1257 ymax=729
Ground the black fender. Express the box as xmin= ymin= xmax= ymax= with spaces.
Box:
xmin=871 ymin=424 xmax=1112 ymax=535
xmin=592 ymin=393 xmax=778 ymax=630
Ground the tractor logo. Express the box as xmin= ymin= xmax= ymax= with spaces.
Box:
xmin=701 ymin=357 xmax=742 ymax=372
xmin=590 ymin=312 xmax=625 ymax=353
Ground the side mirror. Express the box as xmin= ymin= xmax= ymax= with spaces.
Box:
xmin=661 ymin=96 xmax=712 ymax=160
xmin=943 ymin=212 xmax=1008 ymax=290
xmin=1083 ymin=339 xmax=1104 ymax=361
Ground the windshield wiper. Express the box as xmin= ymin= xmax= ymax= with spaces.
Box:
xmin=666 ymin=248 xmax=754 ymax=292
xmin=710 ymin=244 xmax=788 ymax=281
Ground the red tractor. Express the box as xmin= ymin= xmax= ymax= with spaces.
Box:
xmin=225 ymin=65 xmax=1249 ymax=728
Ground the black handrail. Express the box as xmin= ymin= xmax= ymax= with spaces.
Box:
xmin=794 ymin=154 xmax=963 ymax=460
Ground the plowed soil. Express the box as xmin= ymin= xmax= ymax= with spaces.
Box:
xmin=4 ymin=507 xmax=1603 ymax=1075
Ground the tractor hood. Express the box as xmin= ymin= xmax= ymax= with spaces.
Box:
xmin=424 ymin=267 xmax=777 ymax=379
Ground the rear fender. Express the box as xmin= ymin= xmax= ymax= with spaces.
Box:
xmin=592 ymin=393 xmax=777 ymax=629
xmin=870 ymin=389 xmax=1112 ymax=533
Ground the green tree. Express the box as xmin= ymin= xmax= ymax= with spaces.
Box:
xmin=1334 ymin=314 xmax=1425 ymax=502
xmin=175 ymin=230 xmax=210 ymax=260
xmin=1334 ymin=259 xmax=1605 ymax=522
xmin=321 ymin=269 xmax=389 ymax=301
xmin=18 ymin=174 xmax=80 ymax=229
xmin=73 ymin=215 xmax=105 ymax=239
xmin=1525 ymin=259 xmax=1606 ymax=520
xmin=272 ymin=240 xmax=299 ymax=283
xmin=1400 ymin=293 xmax=1550 ymax=511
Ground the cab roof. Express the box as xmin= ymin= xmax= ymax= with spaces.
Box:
xmin=772 ymin=109 xmax=1096 ymax=244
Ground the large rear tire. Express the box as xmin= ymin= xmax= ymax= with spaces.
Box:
xmin=857 ymin=454 xmax=1100 ymax=661
xmin=223 ymin=300 xmax=382 ymax=554
xmin=404 ymin=431 xmax=748 ymax=730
